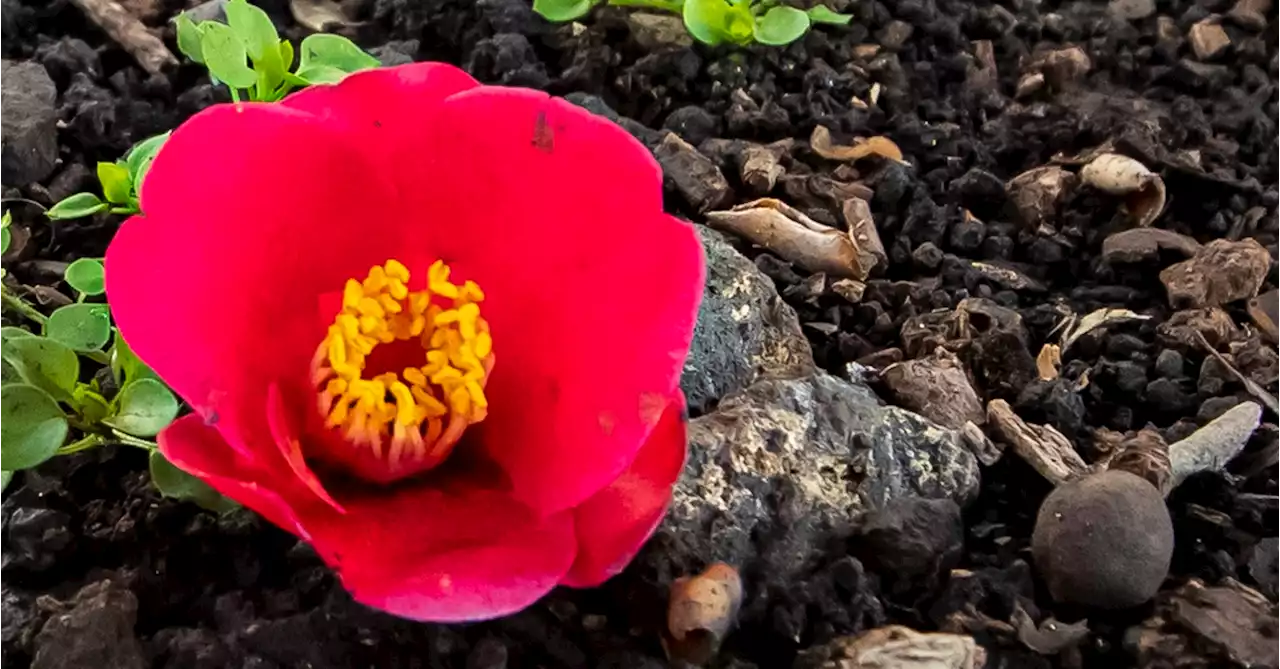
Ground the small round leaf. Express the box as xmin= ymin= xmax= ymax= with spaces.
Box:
xmin=46 ymin=193 xmax=108 ymax=221
xmin=64 ymin=258 xmax=106 ymax=296
xmin=1 ymin=471 xmax=13 ymax=492
xmin=2 ymin=335 xmax=79 ymax=401
xmin=754 ymin=6 xmax=810 ymax=45
xmin=97 ymin=162 xmax=133 ymax=205
xmin=174 ymin=12 xmax=206 ymax=64
xmin=298 ymin=34 xmax=380 ymax=74
xmin=683 ymin=0 xmax=732 ymax=45
xmin=532 ymin=0 xmax=596 ymax=22
xmin=45 ymin=304 xmax=112 ymax=352
xmin=1 ymin=384 xmax=69 ymax=470
xmin=200 ymin=21 xmax=259 ymax=89
xmin=806 ymin=5 xmax=852 ymax=25
xmin=104 ymin=378 xmax=179 ymax=437
xmin=225 ymin=0 xmax=279 ymax=61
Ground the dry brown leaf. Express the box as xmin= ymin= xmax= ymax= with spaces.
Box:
xmin=1060 ymin=308 xmax=1150 ymax=352
xmin=810 ymin=125 xmax=904 ymax=163
xmin=664 ymin=562 xmax=743 ymax=664
xmin=795 ymin=626 xmax=986 ymax=669
xmin=1036 ymin=343 xmax=1062 ymax=380
xmin=706 ymin=198 xmax=874 ymax=279
xmin=289 ymin=0 xmax=354 ymax=32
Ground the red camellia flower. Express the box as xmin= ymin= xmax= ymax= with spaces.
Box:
xmin=104 ymin=62 xmax=704 ymax=621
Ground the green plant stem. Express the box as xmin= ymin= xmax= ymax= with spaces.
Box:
xmin=111 ymin=429 xmax=158 ymax=450
xmin=83 ymin=350 xmax=110 ymax=365
xmin=58 ymin=433 xmax=106 ymax=455
xmin=606 ymin=0 xmax=683 ymax=12
xmin=0 ymin=288 xmax=48 ymax=325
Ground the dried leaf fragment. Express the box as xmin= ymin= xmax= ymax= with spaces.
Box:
xmin=665 ymin=562 xmax=743 ymax=664
xmin=1107 ymin=427 xmax=1172 ymax=494
xmin=794 ymin=625 xmax=986 ymax=669
xmin=1079 ymin=153 xmax=1166 ymax=227
xmin=706 ymin=198 xmax=873 ymax=279
xmin=1060 ymin=308 xmax=1150 ymax=352
xmin=811 ymin=125 xmax=904 ymax=163
xmin=1036 ymin=343 xmax=1061 ymax=380
xmin=290 ymin=0 xmax=357 ymax=33
xmin=1007 ymin=165 xmax=1078 ymax=229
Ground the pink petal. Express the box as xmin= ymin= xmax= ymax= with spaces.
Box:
xmin=561 ymin=395 xmax=687 ymax=587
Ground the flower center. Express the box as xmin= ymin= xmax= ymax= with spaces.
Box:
xmin=310 ymin=259 xmax=493 ymax=474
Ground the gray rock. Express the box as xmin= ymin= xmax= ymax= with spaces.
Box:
xmin=680 ymin=227 xmax=815 ymax=414
xmin=1 ymin=60 xmax=58 ymax=186
xmin=627 ymin=12 xmax=693 ymax=50
xmin=1248 ymin=538 xmax=1277 ymax=601
xmin=32 ymin=580 xmax=145 ymax=669
xmin=853 ymin=497 xmax=964 ymax=585
xmin=652 ymin=372 xmax=980 ymax=585
xmin=654 ymin=132 xmax=733 ymax=213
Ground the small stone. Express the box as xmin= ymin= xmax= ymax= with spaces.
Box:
xmin=1198 ymin=396 xmax=1242 ymax=422
xmin=1147 ymin=377 xmax=1197 ymax=413
xmin=367 ymin=40 xmax=420 ymax=67
xmin=654 ymin=133 xmax=733 ymax=214
xmin=662 ymin=105 xmax=719 ymax=147
xmin=4 ymin=507 xmax=73 ymax=572
xmin=1032 ymin=470 xmax=1174 ymax=609
xmin=951 ymin=168 xmax=1006 ymax=206
xmin=680 ymin=227 xmax=814 ymax=414
xmin=1160 ymin=239 xmax=1271 ymax=308
xmin=1101 ymin=227 xmax=1201 ymax=264
xmin=948 ymin=216 xmax=986 ymax=253
xmin=1106 ymin=333 xmax=1148 ymax=359
xmin=32 ymin=581 xmax=146 ymax=669
xmin=466 ymin=637 xmax=509 ymax=669
xmin=854 ymin=497 xmax=964 ymax=583
xmin=1154 ymin=349 xmax=1186 ymax=378
xmin=1109 ymin=0 xmax=1157 ymax=19
xmin=1006 ymin=166 xmax=1078 ymax=229
xmin=627 ymin=12 xmax=693 ymax=50
xmin=1248 ymin=538 xmax=1277 ymax=600
xmin=912 ymin=241 xmax=944 ymax=270
xmin=882 ymin=350 xmax=985 ymax=429
xmin=1 ymin=60 xmax=58 ymax=186
xmin=1188 ymin=20 xmax=1231 ymax=60
xmin=1227 ymin=0 xmax=1271 ymax=29
xmin=1172 ymin=58 xmax=1233 ymax=89
xmin=876 ymin=20 xmax=914 ymax=50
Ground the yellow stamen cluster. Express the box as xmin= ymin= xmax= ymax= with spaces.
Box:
xmin=311 ymin=259 xmax=493 ymax=472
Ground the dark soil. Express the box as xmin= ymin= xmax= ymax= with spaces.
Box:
xmin=2 ymin=0 xmax=1277 ymax=667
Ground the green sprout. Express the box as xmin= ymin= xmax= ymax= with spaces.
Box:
xmin=47 ymin=132 xmax=169 ymax=221
xmin=176 ymin=0 xmax=379 ymax=103
xmin=533 ymin=0 xmax=851 ymax=46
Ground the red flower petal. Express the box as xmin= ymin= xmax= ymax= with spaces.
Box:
xmin=106 ymin=102 xmax=402 ymax=462
xmin=409 ymin=88 xmax=705 ymax=514
xmin=561 ymin=394 xmax=688 ymax=587
xmin=158 ymin=414 xmax=312 ymax=540
xmin=303 ymin=483 xmax=577 ymax=622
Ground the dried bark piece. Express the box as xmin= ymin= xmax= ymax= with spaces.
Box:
xmin=986 ymin=399 xmax=1088 ymax=485
xmin=1227 ymin=0 xmax=1271 ymax=29
xmin=1006 ymin=166 xmax=1078 ymax=229
xmin=68 ymin=0 xmax=177 ymax=75
xmin=1023 ymin=46 xmax=1092 ymax=89
xmin=1168 ymin=401 xmax=1263 ymax=491
xmin=1159 ymin=238 xmax=1272 ymax=308
xmin=882 ymin=349 xmax=985 ymax=430
xmin=655 ymin=133 xmax=733 ymax=214
xmin=1107 ymin=426 xmax=1172 ymax=494
xmin=290 ymin=0 xmax=356 ymax=32
xmin=1126 ymin=579 xmax=1278 ymax=669
xmin=1156 ymin=307 xmax=1240 ymax=350
xmin=1101 ymin=227 xmax=1201 ymax=264
xmin=810 ymin=125 xmax=904 ymax=163
xmin=740 ymin=143 xmax=787 ymax=195
xmin=1036 ymin=344 xmax=1061 ymax=381
xmin=1079 ymin=153 xmax=1166 ymax=227
xmin=832 ymin=279 xmax=866 ymax=303
xmin=664 ymin=562 xmax=743 ymax=665
xmin=1247 ymin=290 xmax=1278 ymax=345
xmin=706 ymin=198 xmax=873 ymax=279
xmin=794 ymin=626 xmax=986 ymax=669
xmin=961 ymin=421 xmax=1004 ymax=466
xmin=1194 ymin=331 xmax=1279 ymax=416
xmin=1188 ymin=19 xmax=1231 ymax=60
xmin=842 ymin=197 xmax=886 ymax=275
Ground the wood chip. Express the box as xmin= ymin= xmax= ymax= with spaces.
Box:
xmin=842 ymin=196 xmax=886 ymax=275
xmin=1247 ymin=290 xmax=1278 ymax=345
xmin=290 ymin=0 xmax=355 ymax=32
xmin=68 ymin=0 xmax=177 ymax=75
xmin=1007 ymin=166 xmax=1078 ymax=229
xmin=706 ymin=198 xmax=875 ymax=279
xmin=1188 ymin=20 xmax=1231 ymax=60
xmin=986 ymin=399 xmax=1089 ymax=486
xmin=739 ymin=143 xmax=786 ymax=195
xmin=1101 ymin=227 xmax=1202 ymax=264
xmin=1036 ymin=344 xmax=1061 ymax=380
xmin=665 ymin=563 xmax=743 ymax=665
xmin=810 ymin=125 xmax=904 ymax=163
xmin=1079 ymin=153 xmax=1166 ymax=227
xmin=882 ymin=348 xmax=985 ymax=429
xmin=1194 ymin=331 xmax=1279 ymax=416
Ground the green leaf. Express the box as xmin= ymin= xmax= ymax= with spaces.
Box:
xmin=125 ymin=132 xmax=169 ymax=190
xmin=45 ymin=304 xmax=112 ymax=352
xmin=293 ymin=63 xmax=348 ymax=85
xmin=279 ymin=39 xmax=294 ymax=69
xmin=104 ymin=378 xmax=179 ymax=437
xmin=2 ymin=210 xmax=10 ymax=255
xmin=175 ymin=12 xmax=206 ymax=64
xmin=200 ymin=22 xmax=259 ymax=89
xmin=2 ymin=336 xmax=79 ymax=402
xmin=683 ymin=0 xmax=733 ymax=45
xmin=73 ymin=385 xmax=111 ymax=425
xmin=47 ymin=192 xmax=108 ymax=220
xmin=225 ymin=0 xmax=279 ymax=61
xmin=1 ymin=384 xmax=69 ymax=470
xmin=149 ymin=449 xmax=239 ymax=513
xmin=298 ymin=34 xmax=380 ymax=76
xmin=97 ymin=161 xmax=132 ymax=205
xmin=754 ymin=5 xmax=810 ymax=45
xmin=806 ymin=5 xmax=852 ymax=25
xmin=532 ymin=0 xmax=596 ymax=22
xmin=2 ymin=471 xmax=13 ymax=492
xmin=109 ymin=331 xmax=157 ymax=386
xmin=64 ymin=258 xmax=106 ymax=296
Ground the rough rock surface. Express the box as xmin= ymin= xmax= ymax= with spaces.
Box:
xmin=680 ymin=227 xmax=815 ymax=414
xmin=1 ymin=60 xmax=58 ymax=186
xmin=650 ymin=372 xmax=980 ymax=587
xmin=852 ymin=497 xmax=964 ymax=587
xmin=1159 ymin=238 xmax=1272 ymax=308
xmin=31 ymin=580 xmax=145 ymax=669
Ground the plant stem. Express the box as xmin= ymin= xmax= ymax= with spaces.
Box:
xmin=0 ymin=288 xmax=48 ymax=325
xmin=111 ymin=429 xmax=158 ymax=450
xmin=58 ymin=433 xmax=106 ymax=455
xmin=607 ymin=0 xmax=683 ymax=13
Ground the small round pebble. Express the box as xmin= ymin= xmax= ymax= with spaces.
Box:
xmin=1031 ymin=470 xmax=1174 ymax=609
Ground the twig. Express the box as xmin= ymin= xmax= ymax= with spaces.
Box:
xmin=68 ymin=0 xmax=178 ymax=76
xmin=986 ymin=399 xmax=1088 ymax=486
xmin=1168 ymin=401 xmax=1263 ymax=492
xmin=1 ymin=287 xmax=49 ymax=325
xmin=1193 ymin=331 xmax=1279 ymax=416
